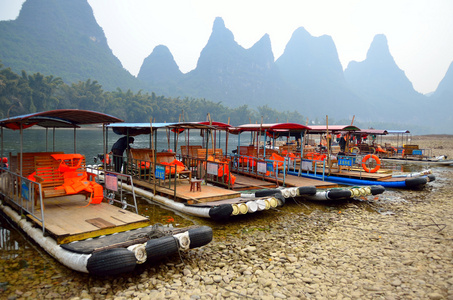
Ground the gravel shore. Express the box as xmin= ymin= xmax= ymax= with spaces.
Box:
xmin=5 ymin=135 xmax=453 ymax=300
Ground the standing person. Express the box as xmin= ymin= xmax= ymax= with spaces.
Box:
xmin=339 ymin=134 xmax=347 ymax=152
xmin=111 ymin=136 xmax=134 ymax=173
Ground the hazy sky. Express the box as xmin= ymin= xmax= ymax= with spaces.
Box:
xmin=1 ymin=0 xmax=452 ymax=94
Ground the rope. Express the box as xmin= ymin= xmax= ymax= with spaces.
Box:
xmin=173 ymin=235 xmax=186 ymax=267
xmin=127 ymin=223 xmax=168 ymax=241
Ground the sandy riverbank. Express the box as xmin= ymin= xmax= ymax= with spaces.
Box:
xmin=3 ymin=135 xmax=453 ymax=300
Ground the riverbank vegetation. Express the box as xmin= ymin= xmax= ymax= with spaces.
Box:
xmin=0 ymin=64 xmax=305 ymax=125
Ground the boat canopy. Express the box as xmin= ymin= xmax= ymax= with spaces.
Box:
xmin=0 ymin=109 xmax=123 ymax=130
xmin=107 ymin=123 xmax=176 ymax=136
xmin=386 ymin=130 xmax=410 ymax=134
xmin=230 ymin=123 xmax=311 ymax=134
xmin=356 ymin=129 xmax=388 ymax=136
xmin=107 ymin=122 xmax=221 ymax=136
xmin=307 ymin=125 xmax=361 ymax=134
xmin=194 ymin=121 xmax=232 ymax=130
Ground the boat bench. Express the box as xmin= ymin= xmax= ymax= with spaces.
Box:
xmin=156 ymin=152 xmax=191 ymax=181
xmin=180 ymin=145 xmax=202 ymax=168
xmin=129 ymin=148 xmax=154 ymax=162
xmin=197 ymin=148 xmax=223 ymax=160
xmin=358 ymin=143 xmax=374 ymax=154
xmin=128 ymin=150 xmax=191 ymax=181
xmin=10 ymin=151 xmax=64 ymax=178
xmin=403 ymin=145 xmax=423 ymax=157
xmin=33 ymin=155 xmax=96 ymax=199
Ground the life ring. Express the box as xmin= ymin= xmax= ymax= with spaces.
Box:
xmin=362 ymin=154 xmax=381 ymax=173
xmin=350 ymin=147 xmax=359 ymax=154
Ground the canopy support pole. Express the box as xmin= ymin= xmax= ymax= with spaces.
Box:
xmin=73 ymin=127 xmax=77 ymax=153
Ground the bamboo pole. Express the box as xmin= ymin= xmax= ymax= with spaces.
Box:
xmin=150 ymin=117 xmax=156 ymax=195
xmin=225 ymin=117 xmax=230 ymax=156
xmin=326 ymin=115 xmax=331 ymax=175
xmin=258 ymin=116 xmax=263 ymax=158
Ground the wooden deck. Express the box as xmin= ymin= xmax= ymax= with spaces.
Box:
xmin=188 ymin=197 xmax=261 ymax=207
xmin=132 ymin=171 xmax=338 ymax=206
xmin=233 ymin=174 xmax=278 ymax=190
xmin=133 ymin=179 xmax=241 ymax=203
xmin=318 ymin=168 xmax=393 ymax=181
xmin=27 ymin=195 xmax=150 ymax=244
xmin=231 ymin=172 xmax=338 ymax=190
xmin=279 ymin=174 xmax=338 ymax=188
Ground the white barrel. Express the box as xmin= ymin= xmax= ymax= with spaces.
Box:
xmin=246 ymin=201 xmax=258 ymax=213
xmin=256 ymin=199 xmax=267 ymax=211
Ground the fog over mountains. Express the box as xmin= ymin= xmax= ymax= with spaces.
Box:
xmin=0 ymin=0 xmax=451 ymax=133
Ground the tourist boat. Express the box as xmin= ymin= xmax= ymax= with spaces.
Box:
xmin=225 ymin=122 xmax=432 ymax=189
xmin=227 ymin=122 xmax=336 ymax=188
xmin=285 ymin=125 xmax=435 ymax=189
xmin=0 ymin=110 xmax=213 ymax=276
xmin=353 ymin=129 xmax=453 ymax=166
xmin=241 ymin=184 xmax=385 ymax=201
xmin=103 ymin=122 xmax=322 ymax=220
xmin=225 ymin=122 xmax=386 ymax=198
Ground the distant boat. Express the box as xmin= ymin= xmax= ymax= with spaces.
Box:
xmin=352 ymin=129 xmax=453 ymax=166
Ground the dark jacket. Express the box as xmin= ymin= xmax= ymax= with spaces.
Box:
xmin=111 ymin=136 xmax=133 ymax=155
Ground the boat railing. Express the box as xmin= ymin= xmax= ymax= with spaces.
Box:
xmin=126 ymin=156 xmax=153 ymax=181
xmin=87 ymin=167 xmax=139 ymax=214
xmin=298 ymin=158 xmax=327 ymax=181
xmin=230 ymin=154 xmax=289 ymax=186
xmin=180 ymin=154 xmax=234 ymax=189
xmin=125 ymin=156 xmax=186 ymax=196
xmin=0 ymin=169 xmax=45 ymax=232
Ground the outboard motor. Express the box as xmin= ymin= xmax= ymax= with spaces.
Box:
xmin=94 ymin=153 xmax=111 ymax=165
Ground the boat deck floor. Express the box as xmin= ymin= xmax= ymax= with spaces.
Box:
xmin=27 ymin=195 xmax=150 ymax=244
xmin=188 ymin=197 xmax=262 ymax=207
xmin=311 ymin=168 xmax=393 ymax=181
xmin=279 ymin=174 xmax=338 ymax=188
xmin=231 ymin=172 xmax=337 ymax=190
xmin=233 ymin=173 xmax=279 ymax=190
xmin=133 ymin=179 xmax=241 ymax=203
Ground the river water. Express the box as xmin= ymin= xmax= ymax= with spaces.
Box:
xmin=0 ymin=127 xmax=437 ymax=297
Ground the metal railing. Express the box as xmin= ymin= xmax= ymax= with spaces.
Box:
xmin=230 ymin=154 xmax=289 ymax=186
xmin=0 ymin=169 xmax=45 ymax=233
xmin=298 ymin=158 xmax=327 ymax=181
xmin=89 ymin=168 xmax=139 ymax=214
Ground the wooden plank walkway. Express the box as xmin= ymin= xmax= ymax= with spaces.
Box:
xmin=278 ymin=174 xmax=338 ymax=188
xmin=28 ymin=195 xmax=150 ymax=244
xmin=133 ymin=180 xmax=240 ymax=203
xmin=324 ymin=169 xmax=392 ymax=181
xmin=188 ymin=197 xmax=258 ymax=207
xmin=233 ymin=174 xmax=278 ymax=190
xmin=232 ymin=172 xmax=338 ymax=190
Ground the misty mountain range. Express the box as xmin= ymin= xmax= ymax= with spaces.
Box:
xmin=0 ymin=0 xmax=451 ymax=133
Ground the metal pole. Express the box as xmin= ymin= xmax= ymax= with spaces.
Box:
xmin=103 ymin=124 xmax=106 ymax=170
xmin=74 ymin=127 xmax=76 ymax=153
xmin=20 ymin=123 xmax=23 ymax=177
xmin=1 ymin=127 xmax=3 ymax=166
